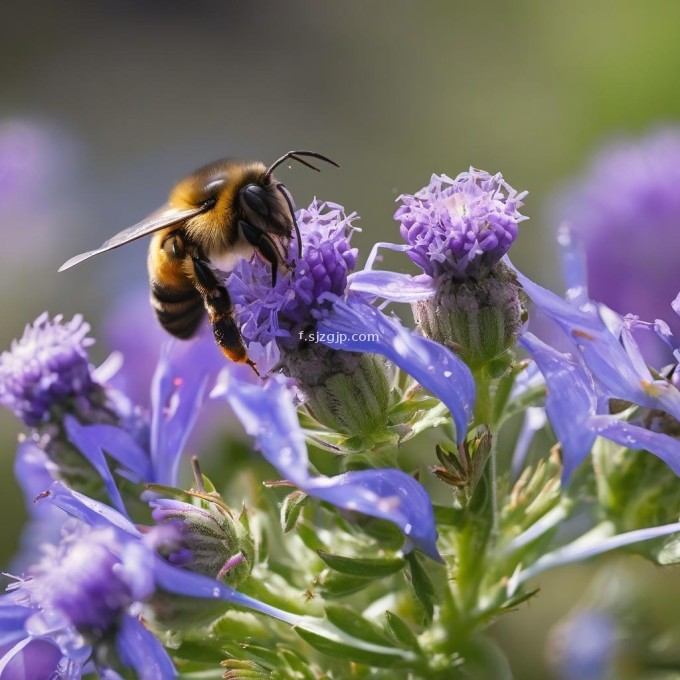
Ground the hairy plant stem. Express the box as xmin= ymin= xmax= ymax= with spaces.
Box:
xmin=453 ymin=365 xmax=500 ymax=631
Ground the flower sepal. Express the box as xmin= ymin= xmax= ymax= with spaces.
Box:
xmin=414 ymin=262 xmax=526 ymax=369
xmin=284 ymin=345 xmax=393 ymax=444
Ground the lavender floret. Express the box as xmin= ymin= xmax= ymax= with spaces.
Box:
xmin=228 ymin=200 xmax=359 ymax=349
xmin=395 ymin=168 xmax=527 ymax=280
xmin=0 ymin=313 xmax=95 ymax=426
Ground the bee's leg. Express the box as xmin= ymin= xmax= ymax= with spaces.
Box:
xmin=189 ymin=256 xmax=260 ymax=376
xmin=239 ymin=220 xmax=282 ymax=287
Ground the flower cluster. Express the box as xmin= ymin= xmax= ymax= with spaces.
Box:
xmin=1 ymin=151 xmax=679 ymax=679
xmin=0 ymin=313 xmax=95 ymax=427
xmin=230 ymin=199 xmax=359 ymax=349
xmin=395 ymin=168 xmax=527 ymax=280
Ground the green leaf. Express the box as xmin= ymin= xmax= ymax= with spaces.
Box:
xmin=317 ymin=551 xmax=405 ymax=578
xmin=145 ymin=483 xmax=195 ymax=502
xmin=171 ymin=640 xmax=223 ymax=664
xmin=432 ymin=504 xmax=465 ymax=527
xmin=296 ymin=520 xmax=328 ymax=553
xmin=406 ymin=553 xmax=435 ymax=624
xmin=236 ymin=644 xmax=280 ymax=667
xmin=316 ymin=570 xmax=374 ymax=598
xmin=384 ymin=611 xmax=421 ymax=652
xmin=294 ymin=615 xmax=415 ymax=668
xmin=278 ymin=647 xmax=319 ymax=680
xmin=280 ymin=490 xmax=309 ymax=533
xmin=325 ymin=605 xmax=394 ymax=647
xmin=201 ymin=473 xmax=218 ymax=494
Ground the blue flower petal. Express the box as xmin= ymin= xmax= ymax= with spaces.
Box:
xmin=64 ymin=416 xmax=127 ymax=514
xmin=0 ymin=602 xmax=30 ymax=648
xmin=514 ymin=521 xmax=680 ymax=591
xmin=152 ymin=557 xmax=302 ymax=626
xmin=520 ymin=333 xmax=597 ymax=481
xmin=347 ymin=270 xmax=436 ymax=302
xmin=318 ymin=296 xmax=475 ymax=444
xmin=67 ymin=418 xmax=152 ymax=481
xmin=115 ymin=614 xmax=176 ymax=680
xmin=151 ymin=328 xmax=223 ymax=485
xmin=0 ymin=637 xmax=65 ymax=680
xmin=46 ymin=481 xmax=141 ymax=537
xmin=509 ymin=259 xmax=680 ymax=421
xmin=14 ymin=441 xmax=57 ymax=513
xmin=588 ymin=416 xmax=680 ymax=475
xmin=213 ymin=374 xmax=443 ymax=560
xmin=306 ymin=469 xmax=442 ymax=562
xmin=556 ymin=224 xmax=589 ymax=307
xmin=212 ymin=373 xmax=309 ymax=483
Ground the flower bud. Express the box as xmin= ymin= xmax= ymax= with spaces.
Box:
xmin=151 ymin=498 xmax=254 ymax=587
xmin=413 ymin=262 xmax=526 ymax=368
xmin=282 ymin=344 xmax=392 ymax=439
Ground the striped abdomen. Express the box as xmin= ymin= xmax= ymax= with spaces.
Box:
xmin=148 ymin=231 xmax=205 ymax=339
xmin=150 ymin=279 xmax=204 ymax=339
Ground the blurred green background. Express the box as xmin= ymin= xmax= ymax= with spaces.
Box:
xmin=2 ymin=2 xmax=680 ymax=677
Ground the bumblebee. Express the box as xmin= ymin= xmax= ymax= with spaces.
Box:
xmin=59 ymin=151 xmax=338 ymax=371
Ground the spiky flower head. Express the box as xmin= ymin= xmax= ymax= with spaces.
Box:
xmin=228 ymin=200 xmax=359 ymax=351
xmin=395 ymin=168 xmax=528 ymax=281
xmin=0 ymin=313 xmax=95 ymax=427
xmin=9 ymin=522 xmax=154 ymax=650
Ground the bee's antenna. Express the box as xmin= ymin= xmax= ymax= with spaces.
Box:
xmin=264 ymin=150 xmax=339 ymax=182
xmin=275 ymin=182 xmax=302 ymax=259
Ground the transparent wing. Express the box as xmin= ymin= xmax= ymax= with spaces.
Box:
xmin=58 ymin=204 xmax=206 ymax=271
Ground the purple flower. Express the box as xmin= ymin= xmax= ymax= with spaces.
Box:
xmin=509 ymin=224 xmax=680 ymax=480
xmin=212 ymin=373 xmax=443 ymax=562
xmin=0 ymin=516 xmax=173 ymax=679
xmin=511 ymin=260 xmax=680 ymax=422
xmin=57 ymin=324 xmax=225 ymax=501
xmin=229 ymin=198 xmax=475 ymax=443
xmin=394 ymin=169 xmax=528 ymax=280
xmin=0 ymin=313 xmax=95 ymax=427
xmin=1 ymin=481 xmax=304 ymax=679
xmin=47 ymin=482 xmax=302 ymax=624
xmin=548 ymin=610 xmax=618 ymax=680
xmin=348 ymin=171 xmax=528 ymax=368
xmin=552 ymin=128 xmax=680 ymax=347
xmin=229 ymin=199 xmax=359 ymax=352
xmin=520 ymin=332 xmax=680 ymax=481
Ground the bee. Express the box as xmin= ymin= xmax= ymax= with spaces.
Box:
xmin=59 ymin=151 xmax=338 ymax=372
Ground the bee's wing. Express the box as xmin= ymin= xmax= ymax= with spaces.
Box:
xmin=58 ymin=204 xmax=206 ymax=272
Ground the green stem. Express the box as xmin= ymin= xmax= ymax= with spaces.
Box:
xmin=488 ymin=434 xmax=499 ymax=540
xmin=472 ymin=365 xmax=499 ymax=539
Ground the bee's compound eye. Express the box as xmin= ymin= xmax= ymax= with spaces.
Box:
xmin=162 ymin=233 xmax=185 ymax=259
xmin=241 ymin=184 xmax=269 ymax=217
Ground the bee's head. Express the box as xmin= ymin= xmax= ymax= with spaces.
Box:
xmin=169 ymin=152 xmax=337 ymax=268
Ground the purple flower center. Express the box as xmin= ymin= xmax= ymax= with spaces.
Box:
xmin=0 ymin=313 xmax=95 ymax=426
xmin=14 ymin=525 xmax=140 ymax=636
xmin=395 ymin=168 xmax=527 ymax=280
xmin=228 ymin=200 xmax=359 ymax=349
